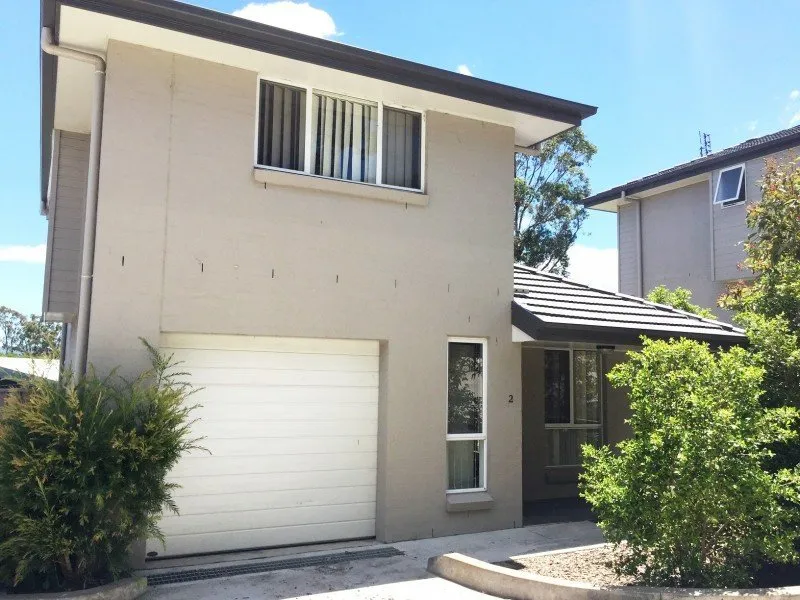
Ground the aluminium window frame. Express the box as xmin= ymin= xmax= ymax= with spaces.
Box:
xmin=543 ymin=347 xmax=603 ymax=468
xmin=713 ymin=163 xmax=746 ymax=207
xmin=253 ymin=75 xmax=426 ymax=193
xmin=446 ymin=336 xmax=488 ymax=494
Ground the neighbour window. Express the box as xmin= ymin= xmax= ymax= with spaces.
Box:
xmin=714 ymin=164 xmax=746 ymax=206
xmin=447 ymin=339 xmax=487 ymax=491
xmin=257 ymin=81 xmax=306 ymax=172
xmin=256 ymin=79 xmax=424 ymax=190
xmin=544 ymin=349 xmax=602 ymax=467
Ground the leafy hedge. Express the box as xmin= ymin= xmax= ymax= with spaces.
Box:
xmin=580 ymin=338 xmax=800 ymax=588
xmin=0 ymin=341 xmax=198 ymax=592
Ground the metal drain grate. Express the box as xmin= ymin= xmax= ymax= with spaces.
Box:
xmin=146 ymin=546 xmax=404 ymax=586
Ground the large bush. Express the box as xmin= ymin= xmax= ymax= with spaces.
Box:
xmin=580 ymin=338 xmax=800 ymax=588
xmin=0 ymin=342 xmax=198 ymax=592
xmin=721 ymin=156 xmax=800 ymax=471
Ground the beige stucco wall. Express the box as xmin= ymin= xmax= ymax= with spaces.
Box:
xmin=639 ymin=181 xmax=724 ymax=314
xmin=521 ymin=347 xmax=630 ymax=503
xmin=87 ymin=41 xmax=522 ymax=544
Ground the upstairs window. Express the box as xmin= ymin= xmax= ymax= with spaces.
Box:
xmin=257 ymin=79 xmax=424 ymax=191
xmin=544 ymin=349 xmax=602 ymax=467
xmin=382 ymin=107 xmax=422 ymax=189
xmin=714 ymin=164 xmax=746 ymax=206
xmin=257 ymin=81 xmax=306 ymax=172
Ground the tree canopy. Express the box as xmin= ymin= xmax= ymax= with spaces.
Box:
xmin=514 ymin=127 xmax=596 ymax=274
xmin=0 ymin=307 xmax=61 ymax=358
xmin=721 ymin=156 xmax=800 ymax=470
xmin=646 ymin=285 xmax=716 ymax=319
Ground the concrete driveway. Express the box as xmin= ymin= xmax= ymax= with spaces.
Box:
xmin=141 ymin=521 xmax=602 ymax=600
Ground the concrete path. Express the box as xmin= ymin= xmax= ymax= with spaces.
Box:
xmin=141 ymin=521 xmax=603 ymax=600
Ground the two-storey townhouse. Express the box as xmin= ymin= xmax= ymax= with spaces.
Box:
xmin=582 ymin=126 xmax=800 ymax=320
xmin=38 ymin=0 xmax=743 ymax=564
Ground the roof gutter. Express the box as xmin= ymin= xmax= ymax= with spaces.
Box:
xmin=41 ymin=26 xmax=106 ymax=378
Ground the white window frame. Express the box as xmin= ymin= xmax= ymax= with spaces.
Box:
xmin=543 ymin=347 xmax=603 ymax=468
xmin=254 ymin=76 xmax=426 ymax=193
xmin=446 ymin=337 xmax=488 ymax=493
xmin=713 ymin=163 xmax=746 ymax=206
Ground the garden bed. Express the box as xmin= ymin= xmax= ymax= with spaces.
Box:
xmin=500 ymin=545 xmax=800 ymax=589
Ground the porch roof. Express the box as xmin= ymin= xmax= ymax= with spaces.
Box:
xmin=512 ymin=264 xmax=746 ymax=347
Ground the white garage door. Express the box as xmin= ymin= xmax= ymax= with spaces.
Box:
xmin=146 ymin=333 xmax=379 ymax=558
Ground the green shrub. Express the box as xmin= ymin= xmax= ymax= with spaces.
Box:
xmin=580 ymin=338 xmax=800 ymax=588
xmin=0 ymin=341 xmax=199 ymax=592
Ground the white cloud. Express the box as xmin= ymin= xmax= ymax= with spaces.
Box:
xmin=0 ymin=244 xmax=46 ymax=264
xmin=790 ymin=90 xmax=800 ymax=101
xmin=457 ymin=64 xmax=473 ymax=76
xmin=232 ymin=1 xmax=339 ymax=38
xmin=791 ymin=111 xmax=800 ymax=126
xmin=566 ymin=245 xmax=618 ymax=292
xmin=747 ymin=120 xmax=758 ymax=132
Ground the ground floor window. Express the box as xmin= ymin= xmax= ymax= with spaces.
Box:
xmin=446 ymin=338 xmax=487 ymax=491
xmin=544 ymin=349 xmax=602 ymax=467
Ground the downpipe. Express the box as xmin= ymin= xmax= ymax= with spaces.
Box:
xmin=41 ymin=27 xmax=105 ymax=378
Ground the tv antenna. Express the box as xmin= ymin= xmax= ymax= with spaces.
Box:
xmin=699 ymin=131 xmax=711 ymax=157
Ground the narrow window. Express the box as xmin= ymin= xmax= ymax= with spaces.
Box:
xmin=447 ymin=339 xmax=487 ymax=491
xmin=544 ymin=349 xmax=603 ymax=467
xmin=311 ymin=93 xmax=378 ymax=183
xmin=257 ymin=81 xmax=306 ymax=171
xmin=714 ymin=164 xmax=746 ymax=206
xmin=382 ymin=107 xmax=422 ymax=189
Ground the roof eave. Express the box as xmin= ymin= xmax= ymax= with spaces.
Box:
xmin=54 ymin=0 xmax=597 ymax=123
xmin=41 ymin=0 xmax=597 ymax=210
xmin=582 ymin=130 xmax=800 ymax=209
xmin=511 ymin=301 xmax=746 ymax=348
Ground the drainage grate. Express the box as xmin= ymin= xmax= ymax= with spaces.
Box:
xmin=146 ymin=546 xmax=404 ymax=586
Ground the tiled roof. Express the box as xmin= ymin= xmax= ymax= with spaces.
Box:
xmin=583 ymin=125 xmax=800 ymax=207
xmin=512 ymin=264 xmax=746 ymax=346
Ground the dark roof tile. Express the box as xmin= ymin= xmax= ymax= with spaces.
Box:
xmin=512 ymin=264 xmax=746 ymax=345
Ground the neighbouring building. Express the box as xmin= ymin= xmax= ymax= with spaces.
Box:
xmin=38 ymin=0 xmax=744 ymax=564
xmin=581 ymin=126 xmax=800 ymax=320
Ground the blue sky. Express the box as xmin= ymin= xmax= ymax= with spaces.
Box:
xmin=2 ymin=0 xmax=799 ymax=314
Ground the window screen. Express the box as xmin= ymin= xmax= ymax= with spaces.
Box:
xmin=544 ymin=350 xmax=570 ymax=424
xmin=311 ymin=93 xmax=378 ymax=183
xmin=382 ymin=107 xmax=422 ymax=189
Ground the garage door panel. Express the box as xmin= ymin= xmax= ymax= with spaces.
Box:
xmin=171 ymin=452 xmax=377 ymax=478
xmin=188 ymin=418 xmax=378 ymax=439
xmin=184 ymin=435 xmax=377 ymax=458
xmin=162 ymin=334 xmax=378 ymax=357
xmin=170 ymin=468 xmax=377 ymax=497
xmin=159 ymin=502 xmax=376 ymax=537
xmin=171 ymin=485 xmax=376 ymax=515
xmin=185 ymin=385 xmax=377 ymax=405
xmin=152 ymin=520 xmax=376 ymax=558
xmin=190 ymin=402 xmax=378 ymax=422
xmin=182 ymin=367 xmax=378 ymax=388
xmin=169 ymin=349 xmax=379 ymax=372
xmin=149 ymin=335 xmax=379 ymax=557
